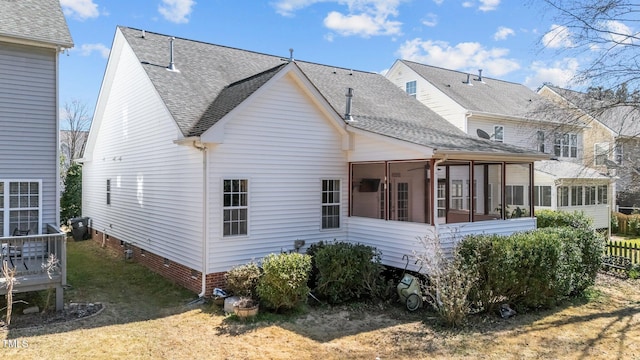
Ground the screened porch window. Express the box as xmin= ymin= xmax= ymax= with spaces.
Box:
xmin=350 ymin=161 xmax=531 ymax=224
xmin=0 ymin=180 xmax=41 ymax=237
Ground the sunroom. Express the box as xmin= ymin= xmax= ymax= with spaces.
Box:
xmin=345 ymin=150 xmax=546 ymax=271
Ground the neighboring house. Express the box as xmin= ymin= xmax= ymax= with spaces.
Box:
xmin=0 ymin=0 xmax=74 ymax=310
xmin=385 ymin=60 xmax=613 ymax=228
xmin=81 ymin=27 xmax=547 ymax=296
xmin=539 ymin=85 xmax=640 ymax=210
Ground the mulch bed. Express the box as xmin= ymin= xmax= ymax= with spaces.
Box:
xmin=0 ymin=302 xmax=103 ymax=331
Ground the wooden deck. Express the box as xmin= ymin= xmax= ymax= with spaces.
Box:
xmin=0 ymin=224 xmax=67 ymax=310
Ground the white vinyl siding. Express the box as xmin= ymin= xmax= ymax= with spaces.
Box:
xmin=82 ymin=31 xmax=204 ymax=270
xmin=206 ymin=73 xmax=348 ymax=272
xmin=0 ymin=42 xmax=58 ymax=229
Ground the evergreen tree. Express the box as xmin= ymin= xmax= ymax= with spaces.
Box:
xmin=60 ymin=163 xmax=82 ymax=225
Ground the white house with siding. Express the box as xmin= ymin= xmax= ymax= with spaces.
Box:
xmin=81 ymin=27 xmax=548 ymax=296
xmin=0 ymin=0 xmax=74 ymax=310
xmin=385 ymin=60 xmax=613 ymax=229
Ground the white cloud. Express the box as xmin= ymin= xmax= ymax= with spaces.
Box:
xmin=60 ymin=0 xmax=99 ymax=20
xmin=460 ymin=0 xmax=499 ymax=11
xmin=494 ymin=26 xmax=514 ymax=41
xmin=397 ymin=38 xmax=520 ymax=77
xmin=523 ymin=58 xmax=580 ymax=89
xmin=324 ymin=10 xmax=401 ymax=37
xmin=604 ymin=20 xmax=635 ymax=45
xmin=77 ymin=43 xmax=111 ymax=58
xmin=158 ymin=0 xmax=195 ymax=24
xmin=542 ymin=24 xmax=573 ymax=49
xmin=273 ymin=0 xmax=323 ymax=16
xmin=422 ymin=13 xmax=438 ymax=27
xmin=273 ymin=0 xmax=404 ymax=37
xmin=479 ymin=0 xmax=500 ymax=11
xmin=432 ymin=0 xmax=444 ymax=4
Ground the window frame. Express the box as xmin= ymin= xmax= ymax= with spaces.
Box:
xmin=0 ymin=180 xmax=42 ymax=237
xmin=594 ymin=142 xmax=609 ymax=166
xmin=505 ymin=185 xmax=524 ymax=206
xmin=405 ymin=80 xmax=417 ymax=98
xmin=557 ymin=186 xmax=569 ymax=207
xmin=615 ymin=143 xmax=623 ymax=164
xmin=534 ymin=185 xmax=551 ymax=207
xmin=321 ymin=179 xmax=341 ymax=230
xmin=554 ymin=133 xmax=578 ymax=158
xmin=571 ymin=185 xmax=583 ymax=206
xmin=222 ymin=179 xmax=249 ymax=237
xmin=597 ymin=185 xmax=608 ymax=204
xmin=106 ymin=178 xmax=111 ymax=205
xmin=536 ymin=131 xmax=545 ymax=153
xmin=493 ymin=125 xmax=504 ymax=143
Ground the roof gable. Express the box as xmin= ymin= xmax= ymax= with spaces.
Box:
xmin=0 ymin=0 xmax=73 ymax=48
xmin=543 ymin=85 xmax=640 ymax=137
xmin=399 ymin=60 xmax=577 ymax=125
xmin=118 ymin=26 xmax=546 ymax=159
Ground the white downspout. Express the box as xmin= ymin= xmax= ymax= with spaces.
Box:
xmin=194 ymin=141 xmax=208 ymax=298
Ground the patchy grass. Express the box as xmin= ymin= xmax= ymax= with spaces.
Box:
xmin=2 ymin=240 xmax=640 ymax=359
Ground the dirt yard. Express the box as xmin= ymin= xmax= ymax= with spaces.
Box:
xmin=1 ymin=241 xmax=639 ymax=359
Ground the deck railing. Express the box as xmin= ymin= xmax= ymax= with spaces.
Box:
xmin=0 ymin=224 xmax=67 ymax=309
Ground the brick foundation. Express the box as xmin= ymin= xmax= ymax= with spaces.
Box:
xmin=89 ymin=228 xmax=226 ymax=296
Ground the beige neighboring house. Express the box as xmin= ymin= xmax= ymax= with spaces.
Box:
xmin=385 ymin=60 xmax=614 ymax=229
xmin=539 ymin=85 xmax=640 ymax=210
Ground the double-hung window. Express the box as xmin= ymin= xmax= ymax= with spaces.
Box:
xmin=536 ymin=131 xmax=545 ymax=152
xmin=594 ymin=143 xmax=609 ymax=166
xmin=557 ymin=186 xmax=569 ymax=207
xmin=554 ymin=133 xmax=578 ymax=158
xmin=571 ymin=186 xmax=583 ymax=206
xmin=0 ymin=181 xmax=41 ymax=236
xmin=223 ymin=179 xmax=248 ymax=236
xmin=597 ymin=185 xmax=608 ymax=204
xmin=505 ymin=185 xmax=524 ymax=206
xmin=493 ymin=125 xmax=504 ymax=143
xmin=321 ymin=180 xmax=340 ymax=229
xmin=615 ymin=143 xmax=624 ymax=164
xmin=534 ymin=185 xmax=551 ymax=206
xmin=405 ymin=81 xmax=417 ymax=98
xmin=450 ymin=180 xmax=464 ymax=209
xmin=585 ymin=186 xmax=597 ymax=205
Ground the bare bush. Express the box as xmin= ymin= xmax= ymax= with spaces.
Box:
xmin=417 ymin=233 xmax=477 ymax=328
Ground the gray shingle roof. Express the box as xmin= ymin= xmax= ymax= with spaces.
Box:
xmin=535 ymin=159 xmax=609 ymax=180
xmin=545 ymin=85 xmax=640 ymax=138
xmin=119 ymin=26 xmax=545 ymax=158
xmin=0 ymin=0 xmax=73 ymax=48
xmin=400 ymin=60 xmax=579 ymax=125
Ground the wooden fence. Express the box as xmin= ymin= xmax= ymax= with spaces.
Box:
xmin=605 ymin=240 xmax=640 ymax=265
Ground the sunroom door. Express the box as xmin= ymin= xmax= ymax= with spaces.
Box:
xmin=389 ymin=178 xmax=410 ymax=221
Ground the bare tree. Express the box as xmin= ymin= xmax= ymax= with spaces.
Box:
xmin=61 ymin=99 xmax=91 ymax=163
xmin=537 ymin=0 xmax=640 ymax=95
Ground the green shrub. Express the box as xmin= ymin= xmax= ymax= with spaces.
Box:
xmin=225 ymin=262 xmax=262 ymax=298
xmin=312 ymin=242 xmax=385 ymax=304
xmin=256 ymin=253 xmax=311 ymax=312
xmin=611 ymin=212 xmax=619 ymax=233
xmin=536 ymin=209 xmax=593 ymax=229
xmin=457 ymin=226 xmax=604 ymax=312
xmin=629 ymin=216 xmax=640 ymax=236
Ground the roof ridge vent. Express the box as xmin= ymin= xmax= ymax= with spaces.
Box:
xmin=167 ymin=37 xmax=179 ymax=72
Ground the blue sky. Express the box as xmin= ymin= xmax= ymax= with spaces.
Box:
xmin=58 ymin=0 xmax=581 ymax=115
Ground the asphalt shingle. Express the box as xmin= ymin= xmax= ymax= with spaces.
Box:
xmin=119 ymin=26 xmax=544 ymax=157
xmin=0 ymin=0 xmax=73 ymax=48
